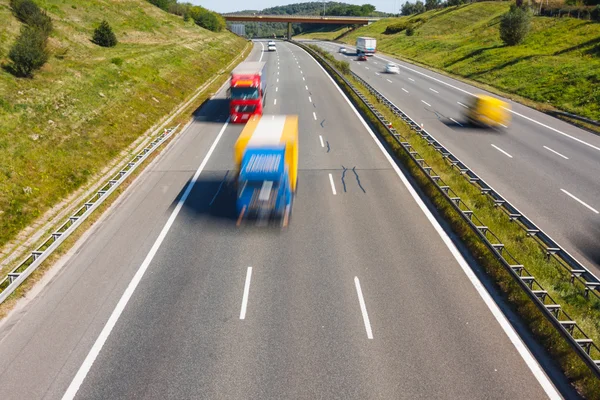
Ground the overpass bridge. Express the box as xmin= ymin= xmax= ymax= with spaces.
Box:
xmin=223 ymin=14 xmax=382 ymax=39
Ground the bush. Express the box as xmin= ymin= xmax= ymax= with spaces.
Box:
xmin=384 ymin=21 xmax=410 ymax=34
xmin=110 ymin=57 xmax=123 ymax=66
xmin=8 ymin=26 xmax=48 ymax=77
xmin=193 ymin=9 xmax=226 ymax=32
xmin=406 ymin=26 xmax=415 ymax=36
xmin=10 ymin=0 xmax=53 ymax=35
xmin=499 ymin=5 xmax=531 ymax=46
xmin=92 ymin=20 xmax=118 ymax=47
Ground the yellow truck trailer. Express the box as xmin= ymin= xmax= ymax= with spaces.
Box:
xmin=463 ymin=94 xmax=511 ymax=128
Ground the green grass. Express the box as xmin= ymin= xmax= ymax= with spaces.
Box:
xmin=313 ymin=2 xmax=600 ymax=121
xmin=0 ymin=0 xmax=246 ymax=248
xmin=294 ymin=25 xmax=351 ymax=40
xmin=301 ymin=41 xmax=600 ymax=397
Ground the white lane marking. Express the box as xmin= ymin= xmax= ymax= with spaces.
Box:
xmin=62 ymin=120 xmax=231 ymax=400
xmin=309 ymin=96 xmax=312 ymax=103
xmin=259 ymin=42 xmax=264 ymax=62
xmin=491 ymin=144 xmax=513 ymax=158
xmin=328 ymin=173 xmax=337 ymax=195
xmin=302 ymin=77 xmax=305 ymax=81
xmin=301 ymin=70 xmax=303 ymax=74
xmin=354 ymin=277 xmax=373 ymax=340
xmin=386 ymin=79 xmax=393 ymax=83
xmin=499 ymin=123 xmax=508 ymax=128
xmin=276 ymin=87 xmax=278 ymax=92
xmin=305 ymin=85 xmax=309 ymax=90
xmin=561 ymin=189 xmax=599 ymax=214
xmin=450 ymin=117 xmax=463 ymax=127
xmin=365 ymin=66 xmax=370 ymax=70
xmin=373 ymin=61 xmax=378 ymax=64
xmin=402 ymin=88 xmax=409 ymax=93
xmin=274 ymin=99 xmax=277 ymax=105
xmin=375 ymin=72 xmax=380 ymax=76
xmin=239 ymin=267 xmax=253 ymax=319
xmin=277 ymin=78 xmax=279 ymax=83
xmin=504 ymin=108 xmax=600 ymax=153
xmin=457 ymin=101 xmax=468 ymax=108
xmin=313 ymin=111 xmax=317 ymax=120
xmin=277 ymin=71 xmax=279 ymax=75
xmin=408 ymin=77 xmax=415 ymax=82
xmin=421 ymin=100 xmax=431 ymax=107
xmin=543 ymin=146 xmax=568 ymax=160
xmin=299 ymin=45 xmax=560 ymax=398
xmin=319 ymin=135 xmax=324 ymax=147
xmin=429 ymin=88 xmax=439 ymax=94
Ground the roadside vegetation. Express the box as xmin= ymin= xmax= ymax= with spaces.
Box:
xmin=303 ymin=41 xmax=600 ymax=397
xmin=0 ymin=0 xmax=246 ymax=250
xmin=302 ymin=1 xmax=600 ymax=121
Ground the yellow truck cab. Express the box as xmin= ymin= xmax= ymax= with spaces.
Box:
xmin=464 ymin=94 xmax=511 ymax=128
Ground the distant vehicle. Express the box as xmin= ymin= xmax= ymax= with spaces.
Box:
xmin=234 ymin=115 xmax=298 ymax=225
xmin=385 ymin=63 xmax=399 ymax=74
xmin=463 ymin=94 xmax=511 ymax=128
xmin=356 ymin=36 xmax=376 ymax=56
xmin=339 ymin=47 xmax=347 ymax=54
xmin=357 ymin=53 xmax=368 ymax=61
xmin=228 ymin=62 xmax=266 ymax=123
xmin=267 ymin=41 xmax=276 ymax=51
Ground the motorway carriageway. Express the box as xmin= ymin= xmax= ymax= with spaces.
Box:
xmin=0 ymin=41 xmax=563 ymax=399
xmin=310 ymin=40 xmax=600 ymax=276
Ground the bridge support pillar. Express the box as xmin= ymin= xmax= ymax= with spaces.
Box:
xmin=287 ymin=22 xmax=292 ymax=40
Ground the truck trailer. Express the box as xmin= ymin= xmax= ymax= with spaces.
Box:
xmin=356 ymin=37 xmax=377 ymax=56
xmin=228 ymin=62 xmax=267 ymax=124
xmin=234 ymin=115 xmax=298 ymax=225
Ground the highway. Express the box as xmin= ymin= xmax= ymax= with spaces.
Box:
xmin=0 ymin=41 xmax=561 ymax=399
xmin=307 ymin=39 xmax=600 ymax=275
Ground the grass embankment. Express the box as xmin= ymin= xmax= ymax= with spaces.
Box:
xmin=0 ymin=0 xmax=246 ymax=249
xmin=303 ymin=42 xmax=600 ymax=397
xmin=294 ymin=25 xmax=350 ymax=41
xmin=304 ymin=2 xmax=600 ymax=122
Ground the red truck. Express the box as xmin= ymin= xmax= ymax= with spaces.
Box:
xmin=228 ymin=62 xmax=267 ymax=124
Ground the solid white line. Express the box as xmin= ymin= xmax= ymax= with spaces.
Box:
xmin=354 ymin=277 xmax=373 ymax=339
xmin=421 ymin=100 xmax=431 ymax=107
xmin=319 ymin=135 xmax=324 ymax=147
xmin=491 ymin=144 xmax=513 ymax=158
xmin=274 ymin=99 xmax=277 ymax=105
xmin=561 ymin=189 xmax=599 ymax=214
xmin=298 ymin=45 xmax=560 ymax=398
xmin=308 ymin=96 xmax=312 ymax=103
xmin=259 ymin=42 xmax=264 ymax=62
xmin=402 ymin=88 xmax=409 ymax=93
xmin=450 ymin=117 xmax=463 ymax=127
xmin=504 ymin=108 xmax=600 ymax=153
xmin=313 ymin=111 xmax=317 ymax=120
xmin=457 ymin=101 xmax=467 ymax=108
xmin=386 ymin=79 xmax=393 ymax=83
xmin=239 ymin=267 xmax=253 ymax=319
xmin=429 ymin=88 xmax=439 ymax=94
xmin=328 ymin=173 xmax=336 ymax=195
xmin=62 ymin=120 xmax=231 ymax=400
xmin=543 ymin=146 xmax=569 ymax=160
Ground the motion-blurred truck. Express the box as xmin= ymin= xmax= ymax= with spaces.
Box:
xmin=463 ymin=94 xmax=511 ymax=128
xmin=356 ymin=37 xmax=376 ymax=56
xmin=228 ymin=62 xmax=267 ymax=124
xmin=234 ymin=115 xmax=298 ymax=225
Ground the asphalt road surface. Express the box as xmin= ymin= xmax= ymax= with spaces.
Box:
xmin=0 ymin=41 xmax=562 ymax=399
xmin=308 ymin=39 xmax=600 ymax=276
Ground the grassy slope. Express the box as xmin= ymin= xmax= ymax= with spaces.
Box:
xmin=0 ymin=0 xmax=246 ymax=247
xmin=294 ymin=25 xmax=350 ymax=40
xmin=306 ymin=2 xmax=600 ymax=121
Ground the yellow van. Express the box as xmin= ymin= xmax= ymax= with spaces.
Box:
xmin=464 ymin=95 xmax=511 ymax=128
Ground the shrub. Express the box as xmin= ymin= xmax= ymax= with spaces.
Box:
xmin=499 ymin=5 xmax=532 ymax=46
xmin=27 ymin=10 xmax=53 ymax=36
xmin=406 ymin=25 xmax=415 ymax=36
xmin=9 ymin=0 xmax=39 ymax=23
xmin=193 ymin=10 xmax=226 ymax=32
xmin=92 ymin=20 xmax=118 ymax=47
xmin=384 ymin=21 xmax=410 ymax=34
xmin=8 ymin=26 xmax=48 ymax=77
xmin=110 ymin=57 xmax=123 ymax=66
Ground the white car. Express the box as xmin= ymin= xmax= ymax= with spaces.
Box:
xmin=385 ymin=63 xmax=399 ymax=74
xmin=268 ymin=43 xmax=276 ymax=51
xmin=339 ymin=47 xmax=347 ymax=54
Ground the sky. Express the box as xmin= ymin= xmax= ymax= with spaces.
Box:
xmin=189 ymin=1 xmax=402 ymax=14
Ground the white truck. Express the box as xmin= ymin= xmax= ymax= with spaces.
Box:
xmin=356 ymin=37 xmax=376 ymax=56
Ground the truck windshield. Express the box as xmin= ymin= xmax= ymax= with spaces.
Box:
xmin=231 ymin=87 xmax=259 ymax=100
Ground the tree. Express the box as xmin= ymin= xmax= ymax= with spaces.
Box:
xmin=499 ymin=4 xmax=531 ymax=46
xmin=425 ymin=0 xmax=440 ymax=10
xmin=92 ymin=20 xmax=118 ymax=47
xmin=401 ymin=2 xmax=416 ymax=15
xmin=414 ymin=1 xmax=426 ymax=13
xmin=447 ymin=0 xmax=465 ymax=6
xmin=8 ymin=25 xmax=48 ymax=77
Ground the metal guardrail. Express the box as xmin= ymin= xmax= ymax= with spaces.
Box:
xmin=294 ymin=41 xmax=600 ymax=378
xmin=0 ymin=125 xmax=180 ymax=304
